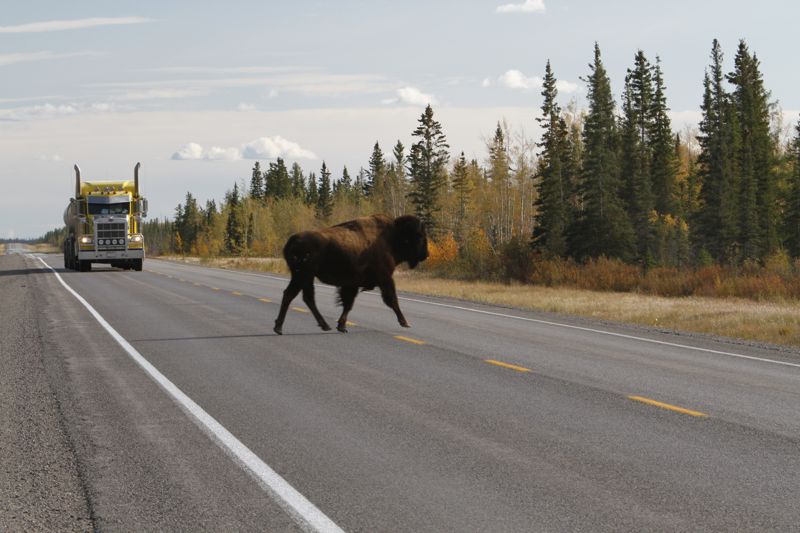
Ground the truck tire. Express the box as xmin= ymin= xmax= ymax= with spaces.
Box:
xmin=132 ymin=259 xmax=143 ymax=271
xmin=79 ymin=260 xmax=92 ymax=272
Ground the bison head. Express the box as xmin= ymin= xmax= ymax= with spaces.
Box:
xmin=394 ymin=215 xmax=429 ymax=269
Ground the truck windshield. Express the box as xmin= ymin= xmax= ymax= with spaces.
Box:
xmin=88 ymin=202 xmax=130 ymax=215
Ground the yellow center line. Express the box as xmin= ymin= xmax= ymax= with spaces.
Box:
xmin=258 ymin=298 xmax=272 ymax=303
xmin=394 ymin=335 xmax=425 ymax=345
xmin=484 ymin=359 xmax=532 ymax=373
xmin=628 ymin=396 xmax=708 ymax=417
xmin=346 ymin=321 xmax=356 ymax=326
xmin=178 ymin=278 xmax=186 ymax=282
xmin=292 ymin=307 xmax=309 ymax=313
xmin=231 ymin=291 xmax=242 ymax=296
xmin=211 ymin=287 xmax=220 ymax=291
xmin=193 ymin=282 xmax=201 ymax=286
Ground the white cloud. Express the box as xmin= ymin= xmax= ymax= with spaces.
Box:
xmin=205 ymin=146 xmax=242 ymax=161
xmin=383 ymin=86 xmax=438 ymax=106
xmin=481 ymin=78 xmax=492 ymax=88
xmin=0 ymin=50 xmax=102 ymax=67
xmin=496 ymin=0 xmax=546 ymax=13
xmin=496 ymin=69 xmax=579 ymax=93
xmin=242 ymin=136 xmax=317 ymax=160
xmin=171 ymin=143 xmax=205 ymax=160
xmin=0 ymin=17 xmax=152 ymax=33
xmin=171 ymin=136 xmax=316 ymax=161
xmin=0 ymin=101 xmax=118 ymax=121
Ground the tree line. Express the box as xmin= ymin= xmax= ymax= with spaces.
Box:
xmin=146 ymin=39 xmax=800 ymax=276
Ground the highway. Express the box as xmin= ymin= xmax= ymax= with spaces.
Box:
xmin=5 ymin=250 xmax=800 ymax=531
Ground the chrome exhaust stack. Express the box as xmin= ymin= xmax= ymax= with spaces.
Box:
xmin=134 ymin=162 xmax=141 ymax=197
xmin=74 ymin=164 xmax=81 ymax=198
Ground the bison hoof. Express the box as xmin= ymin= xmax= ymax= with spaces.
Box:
xmin=337 ymin=323 xmax=348 ymax=333
xmin=320 ymin=323 xmax=332 ymax=331
xmin=400 ymin=322 xmax=411 ymax=328
xmin=273 ymin=326 xmax=283 ymax=335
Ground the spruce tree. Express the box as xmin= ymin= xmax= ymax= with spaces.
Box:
xmin=451 ymin=151 xmax=472 ymax=240
xmin=388 ymin=140 xmax=407 ymax=216
xmin=337 ymin=166 xmax=352 ymax=198
xmin=489 ymin=122 xmax=513 ymax=244
xmin=785 ymin=121 xmax=800 ymax=256
xmin=266 ymin=157 xmax=291 ymax=199
xmin=224 ymin=183 xmax=245 ymax=255
xmin=366 ymin=142 xmax=386 ymax=200
xmin=620 ymin=51 xmax=656 ymax=264
xmin=306 ymin=172 xmax=319 ymax=206
xmin=727 ymin=40 xmax=777 ymax=261
xmin=290 ymin=162 xmax=307 ymax=199
xmin=317 ymin=162 xmax=333 ymax=220
xmin=649 ymin=57 xmax=678 ymax=216
xmin=408 ymin=104 xmax=450 ymax=234
xmin=533 ymin=60 xmax=571 ymax=257
xmin=571 ymin=43 xmax=635 ymax=261
xmin=696 ymin=39 xmax=739 ymax=262
xmin=249 ymin=162 xmax=264 ymax=200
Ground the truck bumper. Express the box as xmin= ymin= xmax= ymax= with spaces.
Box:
xmin=78 ymin=249 xmax=144 ymax=261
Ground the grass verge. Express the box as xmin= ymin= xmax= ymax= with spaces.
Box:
xmin=154 ymin=255 xmax=800 ymax=348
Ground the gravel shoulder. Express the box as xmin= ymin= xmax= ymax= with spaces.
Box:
xmin=0 ymin=253 xmax=93 ymax=531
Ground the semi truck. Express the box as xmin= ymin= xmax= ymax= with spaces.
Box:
xmin=63 ymin=163 xmax=148 ymax=272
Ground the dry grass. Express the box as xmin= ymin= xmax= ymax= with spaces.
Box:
xmin=395 ymin=273 xmax=800 ymax=347
xmin=29 ymin=243 xmax=59 ymax=253
xmin=159 ymin=255 xmax=289 ymax=275
xmin=154 ymin=254 xmax=800 ymax=347
xmin=0 ymin=243 xmax=5 ymax=255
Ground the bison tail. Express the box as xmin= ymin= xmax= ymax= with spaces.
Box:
xmin=283 ymin=235 xmax=311 ymax=273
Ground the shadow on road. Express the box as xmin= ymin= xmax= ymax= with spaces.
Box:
xmin=130 ymin=331 xmax=362 ymax=343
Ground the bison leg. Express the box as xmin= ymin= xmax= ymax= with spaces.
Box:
xmin=379 ymin=278 xmax=410 ymax=328
xmin=302 ymin=281 xmax=331 ymax=331
xmin=274 ymin=277 xmax=303 ymax=335
xmin=336 ymin=286 xmax=359 ymax=333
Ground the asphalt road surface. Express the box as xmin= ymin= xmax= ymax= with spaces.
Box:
xmin=4 ymin=250 xmax=800 ymax=531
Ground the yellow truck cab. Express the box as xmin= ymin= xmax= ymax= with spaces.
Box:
xmin=63 ymin=163 xmax=148 ymax=272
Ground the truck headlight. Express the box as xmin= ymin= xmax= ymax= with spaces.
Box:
xmin=128 ymin=234 xmax=143 ymax=243
xmin=80 ymin=236 xmax=93 ymax=244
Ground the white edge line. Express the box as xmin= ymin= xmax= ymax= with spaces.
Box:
xmin=33 ymin=256 xmax=344 ymax=533
xmin=150 ymin=258 xmax=800 ymax=370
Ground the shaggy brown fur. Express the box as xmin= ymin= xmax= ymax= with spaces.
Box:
xmin=273 ymin=214 xmax=429 ymax=334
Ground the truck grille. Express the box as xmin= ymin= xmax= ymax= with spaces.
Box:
xmin=96 ymin=222 xmax=126 ymax=249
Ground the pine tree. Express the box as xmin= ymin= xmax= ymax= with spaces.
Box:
xmin=570 ymin=43 xmax=635 ymax=261
xmin=408 ymin=105 xmax=450 ymax=235
xmin=785 ymin=121 xmax=800 ymax=256
xmin=317 ymin=162 xmax=333 ymax=220
xmin=249 ymin=162 xmax=264 ymax=200
xmin=533 ymin=60 xmax=571 ymax=257
xmin=224 ymin=183 xmax=245 ymax=255
xmin=290 ymin=162 xmax=307 ymax=199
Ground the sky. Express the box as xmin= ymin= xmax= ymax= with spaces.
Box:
xmin=2 ymin=0 xmax=799 ymax=238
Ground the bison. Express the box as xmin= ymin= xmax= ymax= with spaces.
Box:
xmin=273 ymin=214 xmax=429 ymax=335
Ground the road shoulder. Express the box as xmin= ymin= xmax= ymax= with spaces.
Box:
xmin=0 ymin=253 xmax=93 ymax=531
